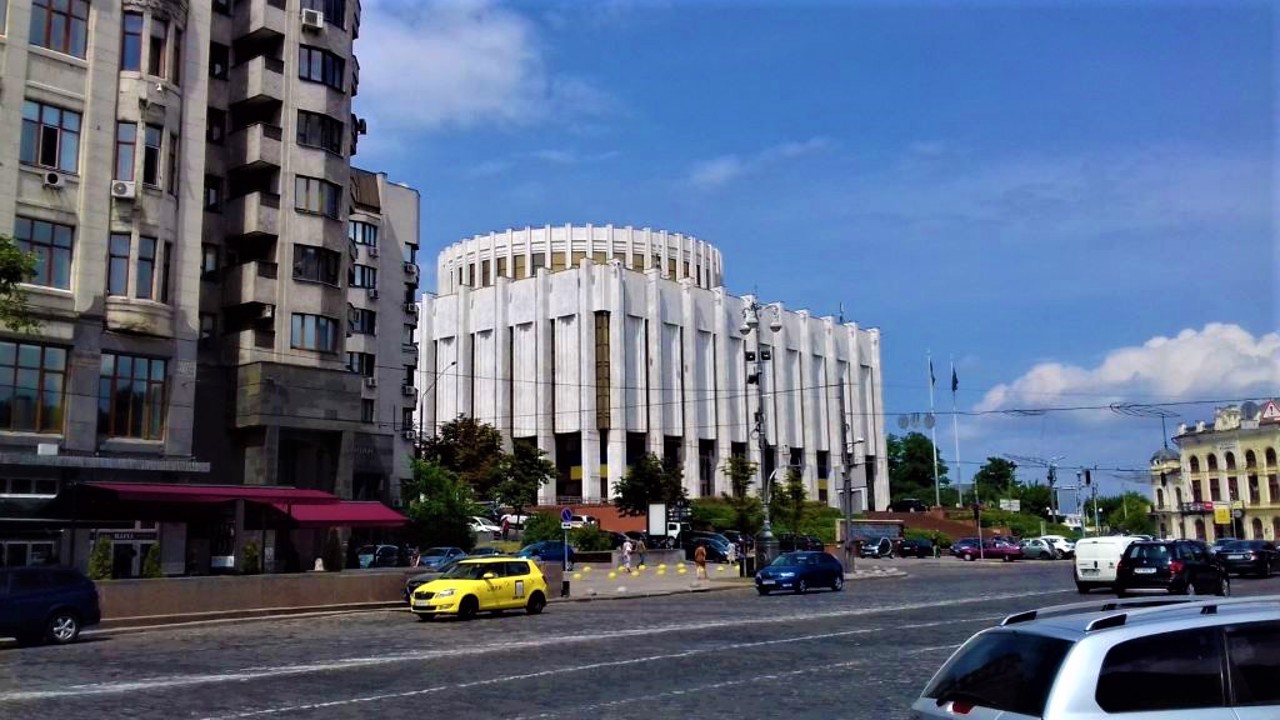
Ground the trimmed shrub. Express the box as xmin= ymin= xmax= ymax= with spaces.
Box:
xmin=141 ymin=543 xmax=163 ymax=578
xmin=569 ymin=524 xmax=613 ymax=551
xmin=88 ymin=536 xmax=113 ymax=580
xmin=519 ymin=513 xmax=562 ymax=545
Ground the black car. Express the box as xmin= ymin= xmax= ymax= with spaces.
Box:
xmin=1217 ymin=539 xmax=1280 ymax=577
xmin=754 ymin=551 xmax=845 ymax=594
xmin=890 ymin=498 xmax=929 ymax=513
xmin=719 ymin=529 xmax=752 ymax=550
xmin=0 ymin=566 xmax=101 ymax=645
xmin=898 ymin=538 xmax=935 ymax=558
xmin=778 ymin=533 xmax=824 ymax=552
xmin=1114 ymin=540 xmax=1229 ymax=597
xmin=684 ymin=537 xmax=730 ymax=562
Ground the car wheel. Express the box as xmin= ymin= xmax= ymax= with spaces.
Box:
xmin=1264 ymin=563 xmax=1272 ymax=579
xmin=526 ymin=591 xmax=546 ymax=615
xmin=963 ymin=553 xmax=974 ymax=562
xmin=1115 ymin=589 xmax=1128 ymax=598
xmin=796 ymin=579 xmax=808 ymax=595
xmin=832 ymin=575 xmax=844 ymax=592
xmin=1075 ymin=581 xmax=1091 ymax=594
xmin=45 ymin=612 xmax=80 ymax=645
xmin=415 ymin=613 xmax=434 ymax=622
xmin=1184 ymin=581 xmax=1198 ymax=596
xmin=458 ymin=596 xmax=479 ymax=621
xmin=757 ymin=588 xmax=770 ymax=596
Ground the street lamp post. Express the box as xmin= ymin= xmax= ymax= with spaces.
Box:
xmin=841 ymin=437 xmax=866 ymax=572
xmin=741 ymin=298 xmax=782 ymax=567
xmin=416 ymin=359 xmax=458 ymax=457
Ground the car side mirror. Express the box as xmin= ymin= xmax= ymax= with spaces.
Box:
xmin=482 ymin=572 xmax=496 ymax=580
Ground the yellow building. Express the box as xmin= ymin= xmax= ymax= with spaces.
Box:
xmin=1157 ymin=400 xmax=1280 ymax=542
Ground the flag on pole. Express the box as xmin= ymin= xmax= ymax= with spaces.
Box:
xmin=951 ymin=367 xmax=959 ymax=394
xmin=929 ymin=359 xmax=936 ymax=388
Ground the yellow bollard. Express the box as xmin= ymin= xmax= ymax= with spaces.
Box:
xmin=716 ymin=565 xmax=725 ymax=572
xmin=583 ymin=566 xmax=592 ymax=573
xmin=658 ymin=563 xmax=667 ymax=570
xmin=608 ymin=571 xmax=617 ymax=580
xmin=573 ymin=573 xmax=582 ymax=580
xmin=638 ymin=564 xmax=647 ymax=571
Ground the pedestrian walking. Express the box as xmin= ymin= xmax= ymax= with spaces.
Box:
xmin=694 ymin=544 xmax=708 ymax=580
xmin=621 ymin=538 xmax=634 ymax=574
xmin=726 ymin=541 xmax=738 ymax=566
xmin=501 ymin=517 xmax=511 ymax=541
xmin=636 ymin=538 xmax=647 ymax=567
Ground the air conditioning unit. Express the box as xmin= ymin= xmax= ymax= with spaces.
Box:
xmin=43 ymin=171 xmax=66 ymax=189
xmin=402 ymin=429 xmax=416 ymax=441
xmin=401 ymin=384 xmax=416 ymax=397
xmin=111 ymin=180 xmax=136 ymax=200
xmin=300 ymin=8 xmax=324 ymax=31
xmin=364 ymin=376 xmax=378 ymax=388
xmin=366 ymin=287 xmax=379 ymax=300
xmin=367 ymin=246 xmax=379 ymax=258
xmin=402 ymin=262 xmax=418 ymax=275
xmin=257 ymin=304 xmax=275 ymax=320
xmin=402 ymin=302 xmax=417 ymax=314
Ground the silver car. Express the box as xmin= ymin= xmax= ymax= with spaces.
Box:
xmin=912 ymin=595 xmax=1280 ymax=719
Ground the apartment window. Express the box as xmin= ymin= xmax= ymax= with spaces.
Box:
xmin=201 ymin=244 xmax=219 ymax=279
xmin=160 ymin=241 xmax=172 ymax=304
xmin=298 ymin=45 xmax=344 ymax=90
xmin=13 ymin=217 xmax=73 ymax=290
xmin=349 ymin=264 xmax=377 ymax=289
xmin=0 ymin=342 xmax=67 ymax=433
xmin=199 ymin=313 xmax=216 ymax=340
xmin=114 ymin=122 xmax=136 ymax=181
xmin=302 ymin=0 xmax=346 ymax=28
xmin=361 ymin=399 xmax=374 ymax=424
xmin=107 ymin=233 xmax=130 ymax=295
xmin=209 ymin=42 xmax=228 ymax=80
xmin=206 ymin=108 xmax=225 ymax=145
xmin=142 ymin=125 xmax=162 ymax=187
xmin=148 ymin=19 xmax=168 ymax=77
xmin=350 ymin=308 xmax=376 ymax=335
xmin=401 ymin=407 xmax=414 ymax=433
xmin=349 ymin=220 xmax=377 ymax=247
xmin=121 ymin=13 xmax=144 ymax=70
xmin=212 ymin=0 xmax=231 ymax=15
xmin=404 ymin=244 xmax=417 ymax=265
xmin=290 ymin=314 xmax=338 ymax=353
xmin=292 ymin=244 xmax=340 ymax=285
xmin=30 ymin=0 xmax=88 ymax=58
xmin=294 ymin=176 xmax=341 ymax=219
xmin=166 ymin=133 xmax=178 ymax=195
xmin=171 ymin=27 xmax=183 ymax=85
xmin=136 ymin=236 xmax=157 ymax=300
xmin=345 ymin=352 xmax=375 ymax=377
xmin=298 ymin=111 xmax=343 ymax=154
xmin=401 ymin=324 xmax=415 ymax=347
xmin=99 ymin=353 xmax=167 ymax=440
xmin=20 ymin=101 xmax=81 ymax=173
xmin=204 ymin=175 xmax=222 ymax=210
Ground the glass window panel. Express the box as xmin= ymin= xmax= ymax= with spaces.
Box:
xmin=17 ymin=345 xmax=39 ymax=368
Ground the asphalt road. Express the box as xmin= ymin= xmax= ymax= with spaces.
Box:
xmin=2 ymin=560 xmax=1278 ymax=720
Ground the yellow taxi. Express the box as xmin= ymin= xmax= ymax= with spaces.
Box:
xmin=409 ymin=557 xmax=549 ymax=621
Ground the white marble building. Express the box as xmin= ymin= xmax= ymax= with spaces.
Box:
xmin=417 ymin=225 xmax=888 ymax=510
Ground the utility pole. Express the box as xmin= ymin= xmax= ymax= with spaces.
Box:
xmin=741 ymin=298 xmax=781 ymax=567
xmin=837 ymin=384 xmax=865 ymax=573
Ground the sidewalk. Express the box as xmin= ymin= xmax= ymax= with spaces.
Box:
xmin=556 ymin=560 xmax=906 ymax=601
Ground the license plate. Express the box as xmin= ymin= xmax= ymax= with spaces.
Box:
xmin=1081 ymin=568 xmax=1099 ymax=575
xmin=762 ymin=580 xmax=775 ymax=585
xmin=1228 ymin=554 xmax=1246 ymax=560
xmin=1134 ymin=567 xmax=1156 ymax=574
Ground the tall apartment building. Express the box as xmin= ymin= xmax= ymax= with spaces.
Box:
xmin=0 ymin=0 xmax=418 ymax=570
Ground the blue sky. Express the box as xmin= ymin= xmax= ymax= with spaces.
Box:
xmin=356 ymin=0 xmax=1278 ymax=501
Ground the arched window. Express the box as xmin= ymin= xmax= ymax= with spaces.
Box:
xmin=1246 ymin=450 xmax=1257 ymax=469
xmin=1194 ymin=519 xmax=1206 ymax=540
xmin=1225 ymin=452 xmax=1237 ymax=471
xmin=1273 ymin=517 xmax=1280 ymax=541
xmin=1251 ymin=517 xmax=1264 ymax=540
xmin=1175 ymin=487 xmax=1183 ymax=506
xmin=1208 ymin=454 xmax=1219 ymax=471
xmin=1156 ymin=488 xmax=1165 ymax=509
xmin=1267 ymin=448 xmax=1277 ymax=468
xmin=1190 ymin=456 xmax=1201 ymax=473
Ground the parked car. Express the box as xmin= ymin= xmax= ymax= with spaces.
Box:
xmin=1039 ymin=534 xmax=1076 ymax=558
xmin=912 ymin=594 xmax=1280 ymax=719
xmin=417 ymin=546 xmax=467 ymax=570
xmin=1114 ymin=540 xmax=1230 ymax=597
xmin=466 ymin=546 xmax=507 ymax=558
xmin=860 ymin=536 xmax=895 ymax=559
xmin=356 ymin=544 xmax=409 ymax=568
xmin=684 ymin=537 xmax=732 ymax=562
xmin=778 ymin=533 xmax=824 ymax=552
xmin=754 ymin=551 xmax=845 ymax=595
xmin=1074 ymin=535 xmax=1140 ymax=593
xmin=954 ymin=539 xmax=1023 ymax=562
xmin=1218 ymin=539 xmax=1280 ymax=577
xmin=517 ymin=540 xmax=576 ymax=569
xmin=889 ymin=498 xmax=929 ymax=513
xmin=897 ymin=538 xmax=935 ymax=558
xmin=408 ymin=558 xmax=549 ymax=620
xmin=1020 ymin=537 xmax=1058 ymax=560
xmin=469 ymin=516 xmax=502 ymax=538
xmin=719 ymin=529 xmax=753 ymax=551
xmin=607 ymin=531 xmax=629 ymax=549
xmin=500 ymin=512 xmax=530 ymax=529
xmin=950 ymin=537 xmax=981 ymax=558
xmin=0 ymin=566 xmax=100 ymax=645
xmin=568 ymin=514 xmax=599 ymax=528
xmin=1208 ymin=536 xmax=1238 ymax=557
xmin=625 ymin=530 xmax=672 ymax=549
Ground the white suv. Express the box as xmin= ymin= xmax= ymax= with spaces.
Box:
xmin=912 ymin=595 xmax=1280 ymax=719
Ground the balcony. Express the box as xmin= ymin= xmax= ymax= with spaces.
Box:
xmin=233 ymin=0 xmax=287 ymax=44
xmin=226 ymin=123 xmax=283 ymax=174
xmin=230 ymin=55 xmax=285 ymax=107
xmin=221 ymin=260 xmax=279 ymax=308
xmin=223 ymin=191 xmax=280 ymax=242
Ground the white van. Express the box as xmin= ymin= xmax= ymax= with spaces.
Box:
xmin=1074 ymin=536 xmax=1139 ymax=593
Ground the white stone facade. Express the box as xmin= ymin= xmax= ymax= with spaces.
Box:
xmin=418 ymin=226 xmax=889 ymax=510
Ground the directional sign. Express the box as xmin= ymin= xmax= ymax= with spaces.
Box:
xmin=561 ymin=522 xmax=573 ymax=530
xmin=561 ymin=507 xmax=573 ymax=523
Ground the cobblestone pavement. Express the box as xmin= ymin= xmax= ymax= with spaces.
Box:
xmin=2 ymin=562 xmax=1276 ymax=720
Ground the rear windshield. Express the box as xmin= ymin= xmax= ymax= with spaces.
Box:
xmin=923 ymin=630 xmax=1073 ymax=717
xmin=1125 ymin=544 xmax=1173 ymax=560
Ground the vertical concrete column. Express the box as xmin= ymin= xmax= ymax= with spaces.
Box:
xmin=712 ymin=289 xmax=732 ymax=497
xmin=494 ymin=276 xmax=513 ymax=450
xmin=798 ymin=311 xmax=818 ymax=498
xmin=867 ymin=328 xmax=888 ymax=511
xmin=607 ymin=262 xmax=627 ymax=501
xmin=579 ymin=262 xmax=600 ymax=502
xmin=680 ymin=279 xmax=698 ymax=497
xmin=645 ymin=269 xmax=664 ymax=458
xmin=843 ymin=324 xmax=867 ymax=511
xmin=534 ymin=268 xmax=556 ymax=504
xmin=456 ymin=284 xmax=474 ymax=418
xmin=822 ymin=316 xmax=842 ymax=510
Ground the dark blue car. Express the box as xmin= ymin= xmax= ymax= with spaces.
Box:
xmin=517 ymin=541 xmax=576 ymax=569
xmin=754 ymin=551 xmax=845 ymax=595
xmin=0 ymin=566 xmax=101 ymax=645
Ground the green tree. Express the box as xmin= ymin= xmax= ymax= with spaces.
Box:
xmin=87 ymin=536 xmax=113 ymax=580
xmin=971 ymin=457 xmax=1019 ymax=504
xmin=569 ymin=524 xmax=613 ymax=551
xmin=241 ymin=541 xmax=260 ymax=575
xmin=492 ymin=440 xmax=554 ymax=521
xmin=405 ymin=458 xmax=479 ymax=551
xmin=611 ymin=453 xmax=687 ymax=517
xmin=887 ymin=432 xmax=950 ymax=503
xmin=1100 ymin=492 xmax=1156 ymax=536
xmin=720 ymin=454 xmax=763 ymax=533
xmin=1014 ymin=483 xmax=1054 ymax=519
xmin=419 ymin=416 xmax=505 ymax=499
xmin=322 ymin=529 xmax=344 ymax=572
xmin=519 ymin=512 xmax=562 ymax=545
xmin=0 ymin=235 xmax=39 ymax=334
xmin=770 ymin=467 xmax=808 ymax=533
xmin=141 ymin=543 xmax=163 ymax=578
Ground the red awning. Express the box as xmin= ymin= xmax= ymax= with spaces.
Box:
xmin=85 ymin=482 xmax=339 ymax=505
xmin=272 ymin=501 xmax=408 ymax=528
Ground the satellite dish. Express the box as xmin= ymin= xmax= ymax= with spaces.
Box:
xmin=924 ymin=413 xmax=936 ymax=429
xmin=1242 ymin=401 xmax=1259 ymax=419
xmin=897 ymin=415 xmax=909 ymax=429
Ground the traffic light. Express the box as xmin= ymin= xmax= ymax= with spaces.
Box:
xmin=1084 ymin=469 xmax=1092 ymax=486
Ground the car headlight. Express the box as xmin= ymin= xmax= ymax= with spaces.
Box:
xmin=433 ymin=589 xmax=456 ymax=598
xmin=779 ymin=572 xmax=795 ymax=578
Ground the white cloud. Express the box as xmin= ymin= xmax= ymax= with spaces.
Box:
xmin=978 ymin=323 xmax=1280 ymax=411
xmin=356 ymin=0 xmax=612 ymax=133
xmin=685 ymin=137 xmax=832 ymax=191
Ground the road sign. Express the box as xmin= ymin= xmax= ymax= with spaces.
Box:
xmin=561 ymin=521 xmax=573 ymax=530
xmin=560 ymin=507 xmax=573 ymax=523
